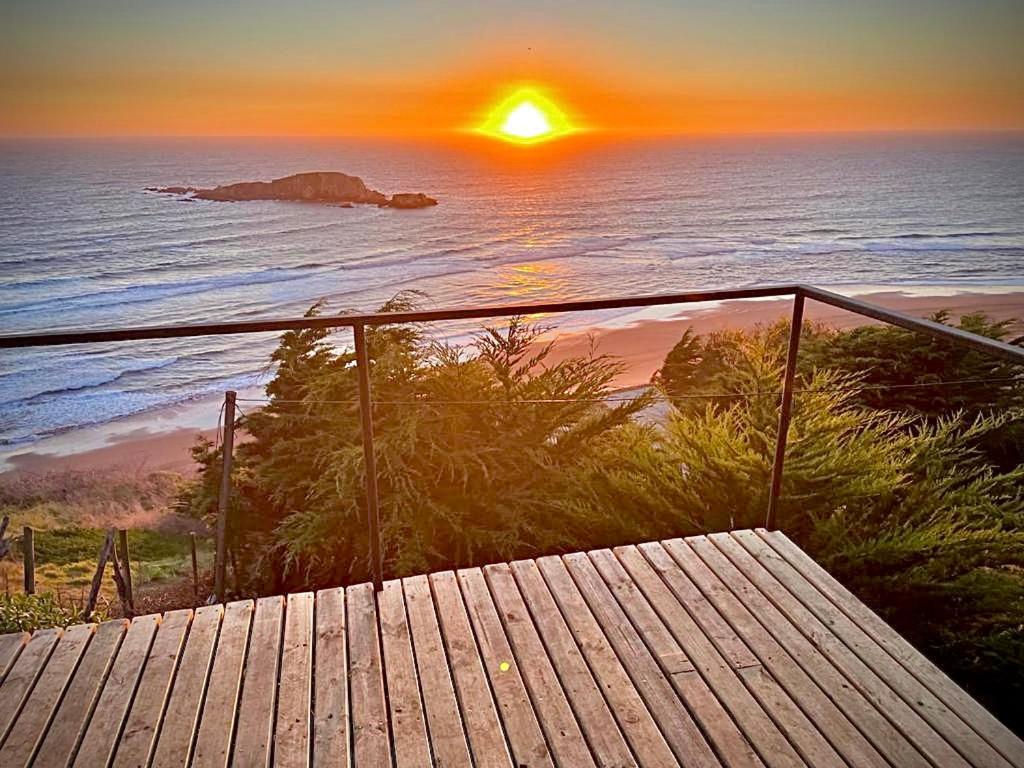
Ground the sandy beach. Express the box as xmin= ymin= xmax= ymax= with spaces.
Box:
xmin=3 ymin=288 xmax=1022 ymax=478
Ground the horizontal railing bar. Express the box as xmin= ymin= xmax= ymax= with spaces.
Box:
xmin=798 ymin=285 xmax=1024 ymax=365
xmin=0 ymin=284 xmax=799 ymax=349
xmin=1 ymin=283 xmax=1020 ymax=366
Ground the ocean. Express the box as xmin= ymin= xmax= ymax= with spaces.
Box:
xmin=2 ymin=133 xmax=1023 ymax=452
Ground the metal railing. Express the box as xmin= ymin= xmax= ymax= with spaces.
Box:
xmin=3 ymin=283 xmax=1022 ymax=593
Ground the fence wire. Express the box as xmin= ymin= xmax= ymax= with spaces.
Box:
xmin=233 ymin=375 xmax=1022 ymax=409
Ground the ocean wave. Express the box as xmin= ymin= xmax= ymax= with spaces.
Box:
xmin=839 ymin=231 xmax=1021 ymax=241
xmin=0 ymin=266 xmax=332 ymax=317
xmin=0 ymin=356 xmax=180 ymax=406
xmin=0 ymin=369 xmax=265 ymax=447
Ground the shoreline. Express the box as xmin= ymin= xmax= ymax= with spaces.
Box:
xmin=3 ymin=287 xmax=1023 ymax=477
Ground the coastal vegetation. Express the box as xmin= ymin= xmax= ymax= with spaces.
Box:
xmin=0 ymin=468 xmax=211 ymax=630
xmin=180 ymin=298 xmax=1023 ymax=730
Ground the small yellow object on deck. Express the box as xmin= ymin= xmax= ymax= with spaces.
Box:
xmin=499 ymin=661 xmax=511 ymax=672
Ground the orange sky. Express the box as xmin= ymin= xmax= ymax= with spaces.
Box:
xmin=2 ymin=1 xmax=1022 ymax=137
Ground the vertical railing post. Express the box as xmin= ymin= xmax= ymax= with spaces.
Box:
xmin=353 ymin=323 xmax=384 ymax=591
xmin=214 ymin=390 xmax=236 ymax=603
xmin=766 ymin=292 xmax=805 ymax=530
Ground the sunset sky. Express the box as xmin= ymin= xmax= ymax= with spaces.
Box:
xmin=2 ymin=0 xmax=1022 ymax=137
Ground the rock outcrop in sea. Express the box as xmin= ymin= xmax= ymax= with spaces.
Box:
xmin=147 ymin=172 xmax=437 ymax=208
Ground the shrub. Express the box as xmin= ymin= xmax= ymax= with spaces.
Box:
xmin=183 ymin=297 xmax=651 ymax=588
xmin=0 ymin=592 xmax=96 ymax=633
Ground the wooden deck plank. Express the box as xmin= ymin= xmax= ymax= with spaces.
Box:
xmin=457 ymin=567 xmax=554 ymax=768
xmin=519 ymin=556 xmax=674 ymax=768
xmin=192 ymin=599 xmax=254 ymax=768
xmin=700 ymin=532 xmax=974 ymax=768
xmin=482 ymin=563 xmax=597 ymax=768
xmin=0 ymin=632 xmax=29 ymax=685
xmin=0 ymin=626 xmax=61 ymax=746
xmin=587 ymin=548 xmax=771 ymax=768
xmin=431 ymin=570 xmax=513 ymax=767
xmin=646 ymin=540 xmax=892 ymax=768
xmin=0 ymin=623 xmax=94 ymax=766
xmin=73 ymin=613 xmax=160 ymax=768
xmin=312 ymin=587 xmax=349 ymax=768
xmin=728 ymin=530 xmax=1014 ymax=768
xmin=758 ymin=529 xmax=1024 ymax=768
xmin=233 ymin=595 xmax=285 ymax=768
xmin=276 ymin=592 xmax=315 ymax=768
xmin=555 ymin=552 xmax=720 ymax=768
xmin=33 ymin=620 xmax=127 ymax=767
xmin=403 ymin=574 xmax=472 ymax=767
xmin=347 ymin=582 xmax=392 ymax=768
xmin=379 ymin=579 xmax=432 ymax=767
xmin=151 ymin=604 xmax=223 ymax=768
xmin=604 ymin=546 xmax=833 ymax=768
xmin=112 ymin=609 xmax=192 ymax=768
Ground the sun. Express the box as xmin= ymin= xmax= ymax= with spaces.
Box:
xmin=478 ymin=87 xmax=574 ymax=145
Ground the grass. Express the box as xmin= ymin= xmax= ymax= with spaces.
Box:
xmin=1 ymin=529 xmax=215 ymax=607
xmin=0 ymin=467 xmax=213 ymax=614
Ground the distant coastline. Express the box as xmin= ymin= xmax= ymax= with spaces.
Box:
xmin=4 ymin=286 xmax=1022 ymax=476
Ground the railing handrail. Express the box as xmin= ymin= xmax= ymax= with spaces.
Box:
xmin=0 ymin=284 xmax=801 ymax=348
xmin=2 ymin=282 xmax=1021 ymax=365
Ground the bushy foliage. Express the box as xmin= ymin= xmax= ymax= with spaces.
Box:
xmin=0 ymin=592 xmax=99 ymax=633
xmin=801 ymin=311 xmax=1023 ymax=416
xmin=184 ymin=297 xmax=650 ymax=588
xmin=657 ymin=311 xmax=1024 ymax=467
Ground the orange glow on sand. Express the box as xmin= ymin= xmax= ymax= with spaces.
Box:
xmin=477 ymin=88 xmax=575 ymax=144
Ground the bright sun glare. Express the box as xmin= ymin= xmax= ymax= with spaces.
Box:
xmin=478 ymin=88 xmax=574 ymax=145
xmin=502 ymin=102 xmax=551 ymax=139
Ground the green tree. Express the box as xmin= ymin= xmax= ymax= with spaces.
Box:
xmin=184 ymin=297 xmax=650 ymax=588
xmin=656 ymin=311 xmax=1024 ymax=468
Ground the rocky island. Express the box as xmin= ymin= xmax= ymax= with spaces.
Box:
xmin=146 ymin=171 xmax=437 ymax=208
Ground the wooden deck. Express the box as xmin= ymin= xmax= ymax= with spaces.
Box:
xmin=0 ymin=529 xmax=1021 ymax=767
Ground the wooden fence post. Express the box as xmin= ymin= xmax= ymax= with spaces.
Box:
xmin=230 ymin=546 xmax=240 ymax=597
xmin=82 ymin=529 xmax=115 ymax=620
xmin=117 ymin=529 xmax=134 ymax=614
xmin=22 ymin=526 xmax=34 ymax=595
xmin=109 ymin=545 xmax=132 ymax=618
xmin=0 ymin=515 xmax=10 ymax=558
xmin=190 ymin=532 xmax=200 ymax=602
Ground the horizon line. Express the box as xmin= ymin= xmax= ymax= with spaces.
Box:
xmin=2 ymin=127 xmax=1024 ymax=141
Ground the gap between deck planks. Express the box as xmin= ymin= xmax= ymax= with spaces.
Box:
xmin=0 ymin=530 xmax=1020 ymax=767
